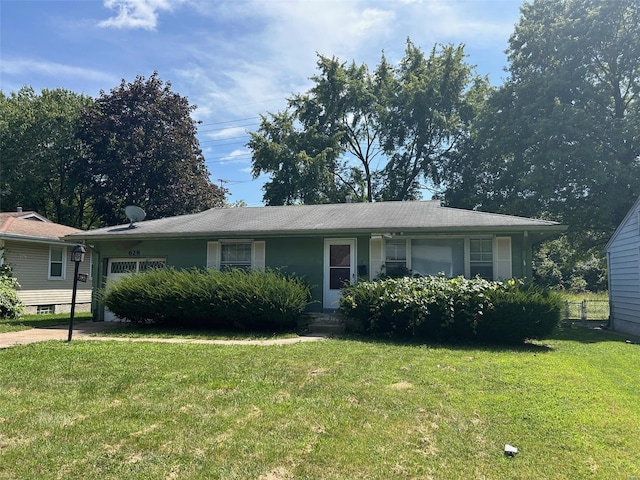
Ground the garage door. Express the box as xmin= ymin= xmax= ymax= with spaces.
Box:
xmin=104 ymin=258 xmax=166 ymax=321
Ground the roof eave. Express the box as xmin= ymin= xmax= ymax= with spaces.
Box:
xmin=0 ymin=233 xmax=75 ymax=246
xmin=67 ymin=223 xmax=566 ymax=242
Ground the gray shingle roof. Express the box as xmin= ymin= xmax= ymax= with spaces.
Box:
xmin=68 ymin=201 xmax=564 ymax=241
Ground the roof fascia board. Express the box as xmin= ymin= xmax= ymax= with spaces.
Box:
xmin=605 ymin=195 xmax=640 ymax=251
xmin=0 ymin=233 xmax=73 ymax=246
xmin=67 ymin=224 xmax=566 ymax=243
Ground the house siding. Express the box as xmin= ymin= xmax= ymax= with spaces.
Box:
xmin=606 ymin=198 xmax=640 ymax=336
xmin=3 ymin=239 xmax=92 ymax=313
xmin=89 ymin=231 xmax=538 ymax=319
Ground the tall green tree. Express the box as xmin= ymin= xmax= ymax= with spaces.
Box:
xmin=78 ymin=73 xmax=225 ymax=226
xmin=249 ymin=40 xmax=488 ymax=205
xmin=0 ymin=87 xmax=97 ymax=227
xmin=443 ymin=0 xmax=640 ymax=248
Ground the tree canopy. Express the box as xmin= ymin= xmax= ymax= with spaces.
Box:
xmin=0 ymin=87 xmax=97 ymax=228
xmin=441 ymin=0 xmax=640 ymax=248
xmin=77 ymin=73 xmax=225 ymax=226
xmin=249 ymin=40 xmax=488 ymax=205
xmin=2 ymin=75 xmax=225 ymax=228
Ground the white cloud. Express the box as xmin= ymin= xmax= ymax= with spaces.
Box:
xmin=98 ymin=0 xmax=181 ymax=30
xmin=205 ymin=126 xmax=247 ymax=141
xmin=164 ymin=0 xmax=517 ymax=130
xmin=221 ymin=149 xmax=251 ymax=164
xmin=0 ymin=58 xmax=117 ymax=85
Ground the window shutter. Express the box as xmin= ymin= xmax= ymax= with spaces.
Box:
xmin=369 ymin=237 xmax=384 ymax=280
xmin=206 ymin=241 xmax=219 ymax=269
xmin=252 ymin=241 xmax=266 ymax=271
xmin=495 ymin=237 xmax=512 ymax=279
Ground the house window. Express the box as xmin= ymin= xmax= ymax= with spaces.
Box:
xmin=37 ymin=305 xmax=55 ymax=315
xmin=470 ymin=238 xmax=493 ymax=279
xmin=411 ymin=239 xmax=465 ymax=277
xmin=385 ymin=239 xmax=408 ymax=276
xmin=139 ymin=259 xmax=167 ymax=271
xmin=49 ymin=246 xmax=66 ymax=279
xmin=220 ymin=242 xmax=252 ymax=270
xmin=110 ymin=260 xmax=137 ymax=274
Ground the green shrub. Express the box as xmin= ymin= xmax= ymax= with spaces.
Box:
xmin=478 ymin=284 xmax=564 ymax=343
xmin=101 ymin=268 xmax=311 ymax=330
xmin=340 ymin=276 xmax=562 ymax=343
xmin=0 ymin=274 xmax=24 ymax=319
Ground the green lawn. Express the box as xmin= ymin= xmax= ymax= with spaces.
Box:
xmin=1 ymin=326 xmax=638 ymax=479
xmin=0 ymin=312 xmax=93 ymax=333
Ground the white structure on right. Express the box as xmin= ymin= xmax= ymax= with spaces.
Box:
xmin=606 ymin=196 xmax=640 ymax=337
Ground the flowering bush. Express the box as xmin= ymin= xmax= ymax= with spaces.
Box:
xmin=340 ymin=276 xmax=562 ymax=343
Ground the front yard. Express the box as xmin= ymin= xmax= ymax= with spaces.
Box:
xmin=0 ymin=326 xmax=638 ymax=479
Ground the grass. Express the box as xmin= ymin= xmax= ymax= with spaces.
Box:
xmin=560 ymin=291 xmax=609 ymax=303
xmin=1 ymin=326 xmax=639 ymax=479
xmin=559 ymin=292 xmax=610 ymax=321
xmin=0 ymin=312 xmax=297 ymax=340
xmin=96 ymin=323 xmax=300 ymax=341
xmin=0 ymin=312 xmax=92 ymax=333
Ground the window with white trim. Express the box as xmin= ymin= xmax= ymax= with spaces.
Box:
xmin=207 ymin=240 xmax=266 ymax=271
xmin=469 ymin=238 xmax=493 ymax=279
xmin=384 ymin=239 xmax=408 ymax=276
xmin=48 ymin=246 xmax=66 ymax=280
xmin=220 ymin=242 xmax=253 ymax=270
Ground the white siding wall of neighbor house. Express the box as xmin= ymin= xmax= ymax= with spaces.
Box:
xmin=607 ymin=201 xmax=640 ymax=336
xmin=3 ymin=240 xmax=92 ymax=314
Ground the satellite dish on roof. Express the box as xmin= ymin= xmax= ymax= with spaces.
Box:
xmin=125 ymin=205 xmax=146 ymax=228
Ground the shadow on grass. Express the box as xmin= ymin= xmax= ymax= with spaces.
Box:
xmin=334 ymin=323 xmax=636 ymax=352
xmin=549 ymin=323 xmax=640 ymax=344
xmin=334 ymin=331 xmax=555 ymax=353
xmin=97 ymin=322 xmax=299 ymax=341
xmin=0 ymin=312 xmax=92 ymax=329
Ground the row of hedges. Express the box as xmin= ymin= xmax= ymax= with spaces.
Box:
xmin=339 ymin=276 xmax=563 ymax=343
xmin=101 ymin=268 xmax=311 ymax=330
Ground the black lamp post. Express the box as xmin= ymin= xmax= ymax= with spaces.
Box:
xmin=68 ymin=244 xmax=86 ymax=342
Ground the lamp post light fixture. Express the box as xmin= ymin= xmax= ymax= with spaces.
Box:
xmin=68 ymin=244 xmax=86 ymax=342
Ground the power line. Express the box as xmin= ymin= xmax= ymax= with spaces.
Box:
xmin=199 ymin=116 xmax=257 ymax=126
xmin=198 ymin=122 xmax=259 ymax=134
xmin=200 ymin=139 xmax=249 ymax=148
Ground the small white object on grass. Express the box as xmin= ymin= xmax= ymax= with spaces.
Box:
xmin=504 ymin=444 xmax=518 ymax=456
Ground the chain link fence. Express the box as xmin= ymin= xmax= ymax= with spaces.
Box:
xmin=563 ymin=300 xmax=610 ymax=325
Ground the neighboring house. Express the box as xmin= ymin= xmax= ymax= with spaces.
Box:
xmin=67 ymin=201 xmax=565 ymax=320
xmin=0 ymin=210 xmax=92 ymax=314
xmin=605 ymin=196 xmax=640 ymax=336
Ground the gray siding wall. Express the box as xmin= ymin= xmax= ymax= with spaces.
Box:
xmin=3 ymin=240 xmax=92 ymax=311
xmin=607 ymin=203 xmax=640 ymax=336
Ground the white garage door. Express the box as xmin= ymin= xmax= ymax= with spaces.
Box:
xmin=104 ymin=258 xmax=166 ymax=321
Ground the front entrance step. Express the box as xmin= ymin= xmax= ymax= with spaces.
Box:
xmin=299 ymin=312 xmax=345 ymax=335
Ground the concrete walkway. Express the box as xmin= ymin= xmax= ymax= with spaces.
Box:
xmin=0 ymin=322 xmax=327 ymax=349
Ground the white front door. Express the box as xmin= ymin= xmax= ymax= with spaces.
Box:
xmin=323 ymin=239 xmax=356 ymax=310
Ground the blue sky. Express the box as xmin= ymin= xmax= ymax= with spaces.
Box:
xmin=1 ymin=0 xmax=524 ymax=206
